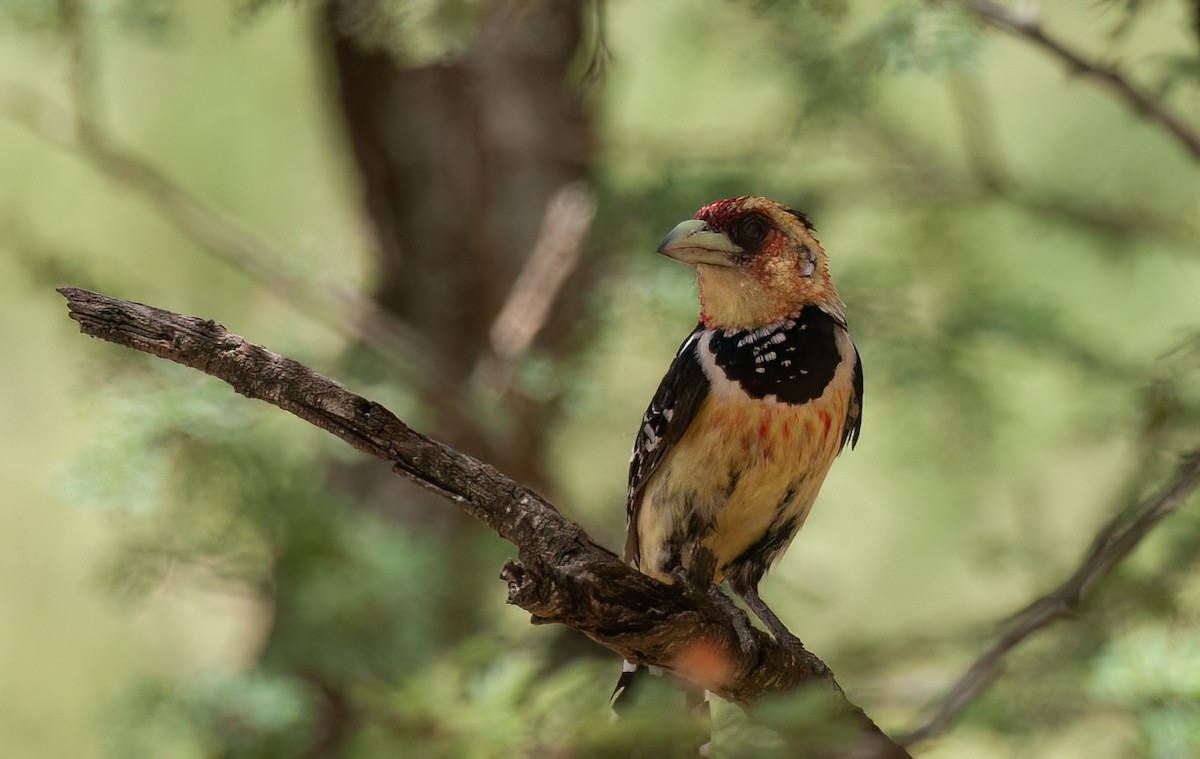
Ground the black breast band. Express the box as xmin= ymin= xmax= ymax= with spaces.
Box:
xmin=709 ymin=306 xmax=841 ymax=405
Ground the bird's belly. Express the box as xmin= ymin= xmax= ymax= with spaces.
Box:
xmin=636 ymin=393 xmax=846 ymax=582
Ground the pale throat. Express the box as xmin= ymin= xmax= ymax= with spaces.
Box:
xmin=695 ymin=264 xmax=827 ymax=330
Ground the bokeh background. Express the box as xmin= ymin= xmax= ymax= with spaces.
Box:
xmin=2 ymin=1 xmax=1199 ymax=756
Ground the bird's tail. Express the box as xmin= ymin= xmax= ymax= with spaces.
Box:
xmin=610 ymin=660 xmax=713 ymax=755
xmin=609 ymin=659 xmax=641 ymax=720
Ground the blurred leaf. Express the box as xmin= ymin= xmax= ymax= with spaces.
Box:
xmin=857 ymin=3 xmax=982 ymax=74
xmin=328 ymin=0 xmax=485 ymax=63
xmin=0 ymin=0 xmax=61 ymax=33
xmin=1091 ymin=626 xmax=1200 ymax=702
xmin=178 ymin=672 xmax=317 ymax=758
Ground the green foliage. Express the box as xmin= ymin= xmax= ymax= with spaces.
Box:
xmin=0 ymin=0 xmax=61 ymax=34
xmin=1092 ymin=626 xmax=1200 ymax=758
xmin=372 ymin=653 xmax=697 ymax=757
xmin=177 ymin=672 xmax=319 ymax=757
xmin=856 ymin=4 xmax=982 ymax=74
xmin=62 ymin=369 xmax=459 ymax=751
xmin=1156 ymin=52 xmax=1200 ymax=94
xmin=325 ymin=0 xmax=486 ymax=63
xmin=720 ymin=686 xmax=863 ymax=757
xmin=113 ymin=0 xmax=174 ymax=40
xmin=0 ymin=0 xmax=173 ymax=38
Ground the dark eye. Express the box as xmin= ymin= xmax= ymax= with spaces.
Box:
xmin=730 ymin=214 xmax=770 ymax=250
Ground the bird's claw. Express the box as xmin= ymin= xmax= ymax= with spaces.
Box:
xmin=772 ymin=631 xmax=828 ymax=676
xmin=707 ymin=584 xmax=759 ymax=657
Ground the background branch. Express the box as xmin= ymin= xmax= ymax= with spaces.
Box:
xmin=2 ymin=0 xmax=451 ymax=397
xmin=473 ymin=181 xmax=596 ymax=394
xmin=0 ymin=73 xmax=447 ymax=378
xmin=901 ymin=449 xmax=1200 ymax=746
xmin=58 ymin=286 xmax=910 ymax=759
xmin=957 ymin=0 xmax=1200 ymax=162
xmin=0 ymin=17 xmax=505 ymax=458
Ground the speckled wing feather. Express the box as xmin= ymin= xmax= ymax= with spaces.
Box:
xmin=624 ymin=325 xmax=710 ymax=565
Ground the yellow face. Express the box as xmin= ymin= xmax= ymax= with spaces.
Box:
xmin=658 ymin=196 xmax=843 ymax=330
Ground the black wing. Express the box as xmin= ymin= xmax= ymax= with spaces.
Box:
xmin=624 ymin=325 xmax=710 ymax=564
xmin=841 ymin=343 xmax=863 ymax=450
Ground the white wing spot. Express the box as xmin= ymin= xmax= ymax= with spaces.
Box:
xmin=679 ymin=331 xmax=703 ymax=355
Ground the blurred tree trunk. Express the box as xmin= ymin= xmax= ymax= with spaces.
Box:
xmin=322 ymin=0 xmax=594 ymax=608
xmin=326 ymin=0 xmax=594 ymax=487
xmin=255 ymin=4 xmax=596 ymax=753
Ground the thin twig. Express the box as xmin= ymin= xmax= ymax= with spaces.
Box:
xmin=473 ymin=182 xmax=595 ymax=393
xmin=7 ymin=2 xmax=447 ymax=387
xmin=582 ymin=0 xmax=613 ymax=89
xmin=0 ymin=72 xmax=516 ymax=454
xmin=59 ymin=0 xmax=99 ymax=130
xmin=57 ymin=286 xmax=911 ymax=759
xmin=853 ymin=113 xmax=1199 ymax=249
xmin=0 ymin=74 xmax=452 ymax=381
xmin=958 ymin=0 xmax=1200 ymax=162
xmin=901 ymin=449 xmax=1200 ymax=747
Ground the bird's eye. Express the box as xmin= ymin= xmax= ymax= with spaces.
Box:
xmin=731 ymin=214 xmax=770 ymax=250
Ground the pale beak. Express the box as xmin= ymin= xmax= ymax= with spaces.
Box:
xmin=657 ymin=219 xmax=741 ymax=267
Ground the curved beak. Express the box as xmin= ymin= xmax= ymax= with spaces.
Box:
xmin=657 ymin=219 xmax=741 ymax=267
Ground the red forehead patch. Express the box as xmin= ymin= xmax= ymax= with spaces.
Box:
xmin=695 ymin=196 xmax=814 ymax=233
xmin=694 ymin=197 xmax=751 ymax=229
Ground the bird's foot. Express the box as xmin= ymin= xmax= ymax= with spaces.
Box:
xmin=706 ymin=584 xmax=758 ymax=656
xmin=736 ymin=585 xmax=829 ymax=676
xmin=668 ymin=558 xmax=758 ymax=658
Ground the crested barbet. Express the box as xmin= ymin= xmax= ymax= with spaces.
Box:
xmin=617 ymin=196 xmax=862 ymax=694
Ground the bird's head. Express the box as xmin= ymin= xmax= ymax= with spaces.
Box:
xmin=658 ymin=196 xmax=845 ymax=330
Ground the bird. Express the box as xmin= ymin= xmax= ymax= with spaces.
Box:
xmin=619 ymin=195 xmax=863 ymax=685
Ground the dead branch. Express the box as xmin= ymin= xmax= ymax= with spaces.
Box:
xmin=57 ymin=286 xmax=910 ymax=759
xmin=901 ymin=449 xmax=1200 ymax=747
xmin=958 ymin=0 xmax=1200 ymax=162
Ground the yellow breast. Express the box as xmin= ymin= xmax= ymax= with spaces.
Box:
xmin=635 ymin=382 xmax=851 ymax=582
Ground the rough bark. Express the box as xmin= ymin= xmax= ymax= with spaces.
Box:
xmin=59 ymin=286 xmax=910 ymax=759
